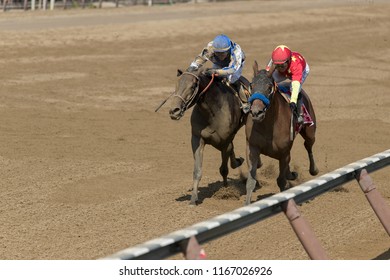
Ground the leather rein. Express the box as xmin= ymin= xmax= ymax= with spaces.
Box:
xmin=172 ymin=71 xmax=215 ymax=112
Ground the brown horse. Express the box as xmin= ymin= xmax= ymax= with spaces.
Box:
xmin=245 ymin=62 xmax=319 ymax=205
xmin=169 ymin=68 xmax=246 ymax=205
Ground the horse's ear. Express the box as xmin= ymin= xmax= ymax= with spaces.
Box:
xmin=253 ymin=60 xmax=259 ymax=76
xmin=177 ymin=69 xmax=183 ymax=76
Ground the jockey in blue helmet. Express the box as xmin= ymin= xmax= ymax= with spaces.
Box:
xmin=187 ymin=34 xmax=249 ymax=112
xmin=212 ymin=34 xmax=231 ymax=53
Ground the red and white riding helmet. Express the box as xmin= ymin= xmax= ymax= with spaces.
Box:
xmin=272 ymin=45 xmax=292 ymax=64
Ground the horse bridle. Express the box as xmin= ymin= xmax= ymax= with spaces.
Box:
xmin=249 ymin=78 xmax=276 ymax=114
xmin=172 ymin=71 xmax=215 ymax=113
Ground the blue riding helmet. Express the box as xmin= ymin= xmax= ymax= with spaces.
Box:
xmin=212 ymin=34 xmax=231 ymax=53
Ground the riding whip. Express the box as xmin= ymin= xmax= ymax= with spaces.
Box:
xmin=155 ymin=92 xmax=174 ymax=112
xmin=290 ymin=112 xmax=294 ymax=141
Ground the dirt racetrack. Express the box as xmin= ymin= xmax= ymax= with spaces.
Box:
xmin=0 ymin=0 xmax=389 ymax=260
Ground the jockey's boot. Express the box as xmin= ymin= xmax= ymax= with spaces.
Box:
xmin=231 ymin=81 xmax=250 ymax=113
xmin=296 ymin=96 xmax=304 ymax=124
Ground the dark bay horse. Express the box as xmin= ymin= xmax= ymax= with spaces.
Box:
xmin=245 ymin=61 xmax=319 ymax=205
xmin=169 ymin=68 xmax=246 ymax=205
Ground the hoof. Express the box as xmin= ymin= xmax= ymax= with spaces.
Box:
xmin=189 ymin=200 xmax=197 ymax=206
xmin=310 ymin=168 xmax=319 ymax=176
xmin=231 ymin=157 xmax=244 ymax=169
xmin=287 ymin=171 xmax=298 ymax=180
xmin=189 ymin=193 xmax=198 ymax=206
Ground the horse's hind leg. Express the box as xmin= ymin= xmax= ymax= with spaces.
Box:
xmin=190 ymin=135 xmax=205 ymax=205
xmin=306 ymin=141 xmax=319 ymax=176
xmin=300 ymin=127 xmax=319 ymax=176
xmin=220 ymin=146 xmax=230 ymax=186
xmin=277 ymin=154 xmax=295 ymax=191
xmin=228 ymin=142 xmax=244 ymax=169
xmin=257 ymin=155 xmax=263 ymax=169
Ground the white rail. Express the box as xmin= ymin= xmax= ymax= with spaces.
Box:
xmin=103 ymin=149 xmax=390 ymax=260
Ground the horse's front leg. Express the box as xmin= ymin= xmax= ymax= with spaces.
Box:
xmin=307 ymin=150 xmax=319 ymax=176
xmin=302 ymin=129 xmax=319 ymax=176
xmin=190 ymin=135 xmax=205 ymax=205
xmin=285 ymin=160 xmax=298 ymax=181
xmin=245 ymin=142 xmax=260 ymax=205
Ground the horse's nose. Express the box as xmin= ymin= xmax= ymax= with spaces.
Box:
xmin=169 ymin=107 xmax=182 ymax=120
xmin=251 ymin=110 xmax=265 ymax=122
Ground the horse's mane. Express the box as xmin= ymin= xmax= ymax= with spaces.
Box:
xmin=183 ymin=66 xmax=205 ymax=75
xmin=184 ymin=66 xmax=235 ymax=92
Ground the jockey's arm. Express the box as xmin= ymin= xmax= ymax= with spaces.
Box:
xmin=189 ymin=42 xmax=213 ymax=69
xmin=265 ymin=59 xmax=273 ymax=71
xmin=265 ymin=59 xmax=276 ymax=76
xmin=290 ymin=80 xmax=301 ymax=104
xmin=214 ymin=66 xmax=235 ymax=77
xmin=290 ymin=63 xmax=304 ymax=104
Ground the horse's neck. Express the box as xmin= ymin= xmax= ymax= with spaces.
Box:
xmin=265 ymin=91 xmax=289 ymax=123
xmin=197 ymin=82 xmax=232 ymax=119
xmin=198 ymin=84 xmax=220 ymax=111
xmin=198 ymin=76 xmax=214 ymax=94
xmin=199 ymin=78 xmax=223 ymax=103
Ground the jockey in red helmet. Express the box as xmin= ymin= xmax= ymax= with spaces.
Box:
xmin=187 ymin=34 xmax=249 ymax=112
xmin=266 ymin=45 xmax=310 ymax=123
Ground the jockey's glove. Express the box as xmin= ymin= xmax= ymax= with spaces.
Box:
xmin=289 ymin=102 xmax=298 ymax=113
xmin=204 ymin=68 xmax=217 ymax=76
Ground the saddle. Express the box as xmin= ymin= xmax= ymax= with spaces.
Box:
xmin=236 ymin=76 xmax=251 ymax=101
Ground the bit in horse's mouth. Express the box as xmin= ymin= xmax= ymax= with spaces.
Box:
xmin=169 ymin=111 xmax=184 ymax=120
xmin=170 ymin=115 xmax=181 ymax=120
xmin=251 ymin=112 xmax=265 ymax=122
xmin=169 ymin=107 xmax=184 ymax=120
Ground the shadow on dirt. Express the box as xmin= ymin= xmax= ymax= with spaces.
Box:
xmin=373 ymin=248 xmax=390 ymax=260
xmin=176 ymin=177 xmax=270 ymax=205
